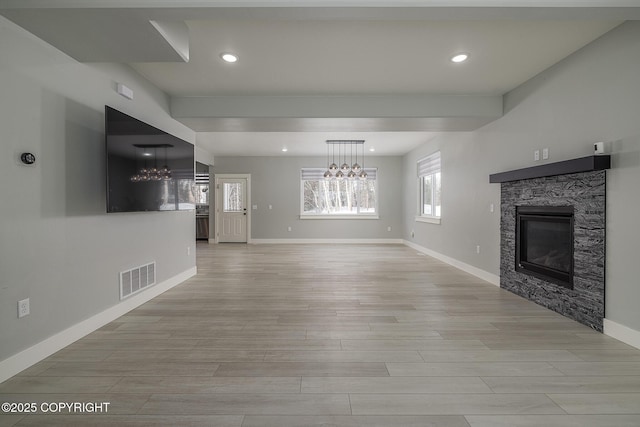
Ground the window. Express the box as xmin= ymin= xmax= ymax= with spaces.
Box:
xmin=195 ymin=173 xmax=209 ymax=206
xmin=417 ymin=152 xmax=441 ymax=222
xmin=223 ymin=182 xmax=243 ymax=212
xmin=301 ymin=168 xmax=378 ymax=218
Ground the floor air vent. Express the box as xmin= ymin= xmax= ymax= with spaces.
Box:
xmin=120 ymin=262 xmax=156 ymax=300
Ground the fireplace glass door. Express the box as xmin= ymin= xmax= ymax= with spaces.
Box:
xmin=516 ymin=206 xmax=574 ymax=289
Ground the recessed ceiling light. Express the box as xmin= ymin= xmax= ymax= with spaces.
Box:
xmin=281 ymin=147 xmax=288 ymax=152
xmin=451 ymin=53 xmax=468 ymax=63
xmin=369 ymin=147 xmax=376 ymax=152
xmin=221 ymin=53 xmax=238 ymax=63
xmin=142 ymin=152 xmax=153 ymax=157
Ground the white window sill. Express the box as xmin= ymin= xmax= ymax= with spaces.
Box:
xmin=415 ymin=216 xmax=441 ymax=225
xmin=300 ymin=215 xmax=379 ymax=220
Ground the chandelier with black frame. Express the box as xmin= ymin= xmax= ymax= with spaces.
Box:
xmin=323 ymin=140 xmax=368 ymax=181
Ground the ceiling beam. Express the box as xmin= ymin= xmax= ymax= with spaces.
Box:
xmin=171 ymin=94 xmax=503 ymax=132
xmin=172 ymin=94 xmax=502 ymax=118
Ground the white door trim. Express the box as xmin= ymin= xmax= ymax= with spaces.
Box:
xmin=214 ymin=174 xmax=251 ymax=244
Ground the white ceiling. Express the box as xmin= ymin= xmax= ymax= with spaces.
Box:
xmin=0 ymin=1 xmax=636 ymax=157
xmin=133 ymin=19 xmax=619 ymax=97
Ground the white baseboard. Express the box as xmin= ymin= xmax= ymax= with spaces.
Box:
xmin=0 ymin=266 xmax=197 ymax=383
xmin=251 ymin=238 xmax=404 ymax=244
xmin=403 ymin=240 xmax=500 ymax=286
xmin=604 ymin=318 xmax=640 ymax=350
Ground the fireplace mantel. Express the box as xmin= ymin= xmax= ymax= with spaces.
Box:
xmin=489 ymin=155 xmax=610 ymax=183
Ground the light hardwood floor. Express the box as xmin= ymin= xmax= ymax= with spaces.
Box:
xmin=2 ymin=243 xmax=640 ymax=426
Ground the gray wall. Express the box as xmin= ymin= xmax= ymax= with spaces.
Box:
xmin=0 ymin=18 xmax=196 ymax=361
xmin=403 ymin=21 xmax=640 ymax=332
xmin=213 ymin=156 xmax=403 ymax=240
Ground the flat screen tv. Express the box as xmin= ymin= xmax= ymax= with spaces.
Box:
xmin=105 ymin=106 xmax=195 ymax=213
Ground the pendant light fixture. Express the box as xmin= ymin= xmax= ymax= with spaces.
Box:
xmin=358 ymin=142 xmax=367 ymax=180
xmin=324 ymin=143 xmax=333 ymax=179
xmin=340 ymin=142 xmax=350 ymax=172
xmin=325 ymin=140 xmax=367 ymax=181
xmin=329 ymin=143 xmax=338 ymax=173
xmin=351 ymin=142 xmax=361 ymax=173
xmin=335 ymin=144 xmax=345 ymax=180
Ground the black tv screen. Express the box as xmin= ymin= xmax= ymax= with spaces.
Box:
xmin=105 ymin=106 xmax=195 ymax=213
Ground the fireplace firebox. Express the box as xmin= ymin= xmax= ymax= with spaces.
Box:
xmin=516 ymin=206 xmax=574 ymax=289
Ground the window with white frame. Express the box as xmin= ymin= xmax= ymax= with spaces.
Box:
xmin=417 ymin=152 xmax=441 ymax=219
xmin=301 ymin=168 xmax=378 ymax=217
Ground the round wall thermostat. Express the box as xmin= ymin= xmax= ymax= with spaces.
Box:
xmin=21 ymin=152 xmax=36 ymax=165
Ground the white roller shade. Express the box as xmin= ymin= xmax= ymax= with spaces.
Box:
xmin=417 ymin=152 xmax=441 ymax=177
xmin=301 ymin=168 xmax=326 ymax=180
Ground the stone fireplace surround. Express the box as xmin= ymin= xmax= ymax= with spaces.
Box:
xmin=491 ymin=157 xmax=609 ymax=331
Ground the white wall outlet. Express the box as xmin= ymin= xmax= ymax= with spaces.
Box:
xmin=542 ymin=148 xmax=549 ymax=160
xmin=252 ymin=205 xmax=258 ymax=210
xmin=287 ymin=226 xmax=292 ymax=232
xmin=411 ymin=230 xmax=415 ymax=238
xmin=490 ymin=203 xmax=495 ymax=213
xmin=534 ymin=150 xmax=540 ymax=161
xmin=187 ymin=246 xmax=191 ymax=256
xmin=387 ymin=226 xmax=392 ymax=232
xmin=18 ymin=298 xmax=30 ymax=318
xmin=268 ymin=205 xmax=273 ymax=210
xmin=476 ymin=245 xmax=481 ymax=254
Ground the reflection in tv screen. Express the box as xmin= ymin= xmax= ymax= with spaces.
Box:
xmin=105 ymin=106 xmax=195 ymax=213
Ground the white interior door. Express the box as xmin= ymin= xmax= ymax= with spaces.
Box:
xmin=218 ymin=178 xmax=248 ymax=243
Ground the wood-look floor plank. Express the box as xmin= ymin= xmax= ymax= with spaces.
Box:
xmin=386 ymin=362 xmax=564 ymax=377
xmin=306 ymin=330 xmax=442 ymax=339
xmin=37 ymin=362 xmax=220 ymax=377
xmin=9 ymin=415 xmax=244 ymax=426
xmin=301 ymin=376 xmax=491 ymax=394
xmin=0 ymin=377 xmax=120 ymax=394
xmin=568 ymin=349 xmax=640 ymax=362
xmin=264 ymin=350 xmax=423 ymax=363
xmin=139 ymin=393 xmax=351 ymax=415
xmin=105 ymin=350 xmax=266 ymax=363
xmin=241 ymin=415 xmax=471 ymax=427
xmin=340 ymin=339 xmax=487 ymax=351
xmin=482 ymin=376 xmax=640 ymax=393
xmin=109 ymin=376 xmax=301 ymax=394
xmin=350 ymin=393 xmax=565 ymax=415
xmin=547 ymin=393 xmax=640 ymax=414
xmin=550 ymin=361 xmax=640 ymax=376
xmin=419 ymin=349 xmax=581 ymax=362
xmin=465 ymin=415 xmax=640 ymax=427
xmin=213 ymin=362 xmax=389 ymax=377
xmin=196 ymin=339 xmax=341 ymax=351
